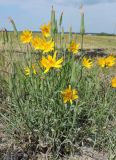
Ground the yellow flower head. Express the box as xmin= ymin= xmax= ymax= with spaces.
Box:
xmin=97 ymin=57 xmax=106 ymax=67
xmin=40 ymin=22 xmax=51 ymax=37
xmin=82 ymin=57 xmax=93 ymax=69
xmin=40 ymin=51 xmax=63 ymax=73
xmin=68 ymin=40 xmax=80 ymax=54
xmin=20 ymin=30 xmax=32 ymax=44
xmin=105 ymin=56 xmax=115 ymax=67
xmin=41 ymin=38 xmax=54 ymax=53
xmin=24 ymin=65 xmax=37 ymax=76
xmin=111 ymin=76 xmax=116 ymax=88
xmin=31 ymin=36 xmax=43 ymax=50
xmin=31 ymin=37 xmax=54 ymax=52
xmin=98 ymin=56 xmax=115 ymax=68
xmin=62 ymin=85 xmax=78 ymax=104
xmin=24 ymin=67 xmax=30 ymax=76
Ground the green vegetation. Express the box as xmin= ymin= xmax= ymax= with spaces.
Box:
xmin=0 ymin=9 xmax=116 ymax=160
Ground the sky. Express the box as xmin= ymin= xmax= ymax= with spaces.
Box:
xmin=0 ymin=0 xmax=116 ymax=33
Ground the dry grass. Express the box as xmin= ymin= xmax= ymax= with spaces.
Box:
xmin=0 ymin=32 xmax=116 ymax=48
xmin=62 ymin=34 xmax=116 ymax=49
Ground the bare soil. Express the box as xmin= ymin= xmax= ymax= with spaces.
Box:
xmin=0 ymin=123 xmax=109 ymax=160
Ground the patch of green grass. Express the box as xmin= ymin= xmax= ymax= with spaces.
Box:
xmin=1 ymin=48 xmax=116 ymax=158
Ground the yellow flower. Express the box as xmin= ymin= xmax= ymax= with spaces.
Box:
xmin=24 ymin=65 xmax=37 ymax=76
xmin=82 ymin=57 xmax=93 ymax=69
xmin=97 ymin=57 xmax=106 ymax=67
xmin=62 ymin=85 xmax=78 ymax=104
xmin=98 ymin=56 xmax=115 ymax=68
xmin=41 ymin=39 xmax=54 ymax=53
xmin=68 ymin=41 xmax=80 ymax=54
xmin=111 ymin=76 xmax=116 ymax=88
xmin=24 ymin=67 xmax=30 ymax=76
xmin=31 ymin=36 xmax=42 ymax=50
xmin=105 ymin=56 xmax=115 ymax=67
xmin=31 ymin=37 xmax=54 ymax=52
xmin=40 ymin=22 xmax=51 ymax=37
xmin=40 ymin=51 xmax=63 ymax=73
xmin=20 ymin=30 xmax=32 ymax=44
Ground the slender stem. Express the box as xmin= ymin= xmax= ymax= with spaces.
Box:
xmin=78 ymin=33 xmax=84 ymax=84
xmin=81 ymin=33 xmax=84 ymax=53
xmin=78 ymin=66 xmax=83 ymax=84
xmin=59 ymin=26 xmax=62 ymax=51
xmin=54 ymin=32 xmax=56 ymax=51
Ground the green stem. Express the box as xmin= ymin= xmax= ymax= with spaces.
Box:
xmin=59 ymin=26 xmax=62 ymax=51
xmin=81 ymin=33 xmax=84 ymax=53
xmin=78 ymin=33 xmax=84 ymax=84
xmin=54 ymin=33 xmax=56 ymax=51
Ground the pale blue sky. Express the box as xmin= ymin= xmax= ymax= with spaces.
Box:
xmin=0 ymin=0 xmax=116 ymax=33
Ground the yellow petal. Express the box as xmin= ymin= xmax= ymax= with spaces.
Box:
xmin=55 ymin=58 xmax=63 ymax=65
xmin=44 ymin=68 xmax=50 ymax=73
xmin=70 ymin=100 xmax=73 ymax=104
